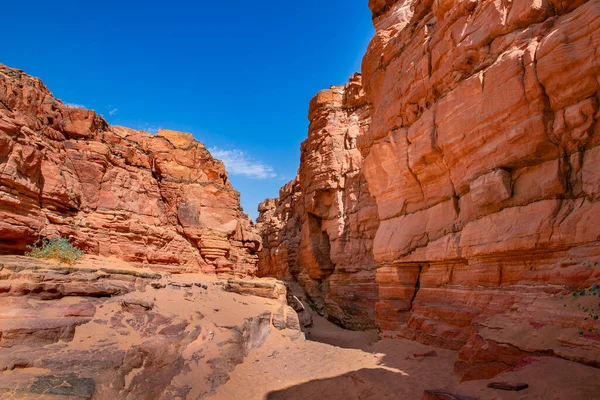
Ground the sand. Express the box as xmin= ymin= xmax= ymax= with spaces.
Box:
xmin=210 ymin=311 xmax=600 ymax=400
xmin=2 ymin=256 xmax=600 ymax=400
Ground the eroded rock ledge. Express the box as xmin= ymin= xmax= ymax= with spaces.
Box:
xmin=0 ymin=65 xmax=260 ymax=276
xmin=258 ymin=0 xmax=600 ymax=379
xmin=0 ymin=256 xmax=301 ymax=399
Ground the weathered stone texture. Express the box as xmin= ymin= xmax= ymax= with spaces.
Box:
xmin=257 ymin=75 xmax=379 ymax=330
xmin=259 ymin=0 xmax=600 ymax=379
xmin=0 ymin=256 xmax=299 ymax=399
xmin=362 ymin=0 xmax=600 ymax=379
xmin=0 ymin=65 xmax=260 ymax=276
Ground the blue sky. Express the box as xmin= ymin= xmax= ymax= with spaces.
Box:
xmin=2 ymin=1 xmax=374 ymax=220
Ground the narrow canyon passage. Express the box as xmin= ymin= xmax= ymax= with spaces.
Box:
xmin=2 ymin=0 xmax=600 ymax=398
xmin=210 ymin=312 xmax=459 ymax=400
xmin=210 ymin=311 xmax=600 ymax=400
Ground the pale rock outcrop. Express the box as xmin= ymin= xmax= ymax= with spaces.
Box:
xmin=0 ymin=256 xmax=300 ymax=399
xmin=0 ymin=64 xmax=260 ymax=276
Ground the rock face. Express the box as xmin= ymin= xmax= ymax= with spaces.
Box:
xmin=0 ymin=65 xmax=260 ymax=276
xmin=258 ymin=0 xmax=600 ymax=379
xmin=0 ymin=256 xmax=301 ymax=399
xmin=257 ymin=74 xmax=380 ymax=330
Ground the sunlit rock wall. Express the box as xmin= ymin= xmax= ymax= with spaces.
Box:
xmin=0 ymin=64 xmax=260 ymax=276
xmin=257 ymin=75 xmax=379 ymax=330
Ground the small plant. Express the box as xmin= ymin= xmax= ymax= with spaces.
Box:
xmin=25 ymin=237 xmax=84 ymax=265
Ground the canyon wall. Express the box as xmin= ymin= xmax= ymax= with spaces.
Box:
xmin=259 ymin=0 xmax=600 ymax=378
xmin=0 ymin=64 xmax=260 ymax=276
xmin=257 ymin=74 xmax=380 ymax=329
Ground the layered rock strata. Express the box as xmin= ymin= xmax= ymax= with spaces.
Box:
xmin=257 ymin=74 xmax=379 ymax=330
xmin=0 ymin=65 xmax=260 ymax=276
xmin=259 ymin=0 xmax=600 ymax=378
xmin=363 ymin=0 xmax=600 ymax=379
xmin=0 ymin=256 xmax=300 ymax=399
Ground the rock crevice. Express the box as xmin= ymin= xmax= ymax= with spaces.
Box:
xmin=257 ymin=74 xmax=379 ymax=330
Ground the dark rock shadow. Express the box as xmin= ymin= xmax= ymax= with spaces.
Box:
xmin=304 ymin=311 xmax=379 ymax=351
xmin=265 ymin=367 xmax=422 ymax=400
xmin=372 ymin=339 xmax=459 ymax=373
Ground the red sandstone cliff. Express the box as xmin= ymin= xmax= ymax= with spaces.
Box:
xmin=0 ymin=64 xmax=260 ymax=276
xmin=258 ymin=0 xmax=600 ymax=379
xmin=257 ymin=75 xmax=379 ymax=329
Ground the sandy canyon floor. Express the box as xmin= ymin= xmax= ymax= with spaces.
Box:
xmin=213 ymin=316 xmax=600 ymax=400
xmin=0 ymin=256 xmax=599 ymax=400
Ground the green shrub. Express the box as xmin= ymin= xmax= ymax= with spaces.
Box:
xmin=25 ymin=237 xmax=85 ymax=265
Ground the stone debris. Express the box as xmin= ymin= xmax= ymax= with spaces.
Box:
xmin=422 ymin=390 xmax=479 ymax=400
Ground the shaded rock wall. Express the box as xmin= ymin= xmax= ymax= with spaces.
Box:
xmin=0 ymin=64 xmax=260 ymax=276
xmin=259 ymin=0 xmax=600 ymax=378
xmin=257 ymin=75 xmax=379 ymax=330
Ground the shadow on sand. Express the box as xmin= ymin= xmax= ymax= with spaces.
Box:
xmin=265 ymin=367 xmax=413 ymax=400
xmin=293 ymin=313 xmax=465 ymax=399
xmin=303 ymin=312 xmax=379 ymax=352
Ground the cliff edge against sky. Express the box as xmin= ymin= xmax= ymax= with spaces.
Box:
xmin=258 ymin=0 xmax=600 ymax=379
xmin=0 ymin=64 xmax=261 ymax=276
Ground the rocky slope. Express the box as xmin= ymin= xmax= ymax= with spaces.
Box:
xmin=258 ymin=0 xmax=600 ymax=379
xmin=0 ymin=64 xmax=260 ymax=276
xmin=7 ymin=255 xmax=596 ymax=400
xmin=0 ymin=256 xmax=301 ymax=399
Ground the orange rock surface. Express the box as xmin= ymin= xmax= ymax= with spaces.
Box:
xmin=257 ymin=74 xmax=379 ymax=329
xmin=0 ymin=256 xmax=301 ymax=399
xmin=258 ymin=0 xmax=600 ymax=379
xmin=0 ymin=65 xmax=260 ymax=276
